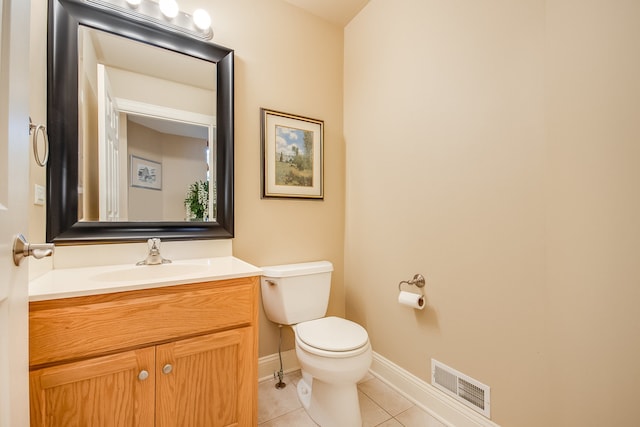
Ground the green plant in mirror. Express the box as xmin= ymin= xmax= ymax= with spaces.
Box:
xmin=185 ymin=180 xmax=209 ymax=221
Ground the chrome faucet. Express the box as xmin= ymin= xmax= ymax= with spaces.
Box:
xmin=136 ymin=238 xmax=172 ymax=266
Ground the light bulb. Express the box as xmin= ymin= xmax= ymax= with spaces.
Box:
xmin=159 ymin=0 xmax=179 ymax=19
xmin=192 ymin=9 xmax=211 ymax=31
xmin=125 ymin=0 xmax=142 ymax=7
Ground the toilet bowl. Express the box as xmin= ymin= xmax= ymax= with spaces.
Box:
xmin=294 ymin=316 xmax=372 ymax=426
xmin=260 ymin=261 xmax=372 ymax=427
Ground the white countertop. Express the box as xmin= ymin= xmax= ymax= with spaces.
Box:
xmin=29 ymin=256 xmax=263 ymax=302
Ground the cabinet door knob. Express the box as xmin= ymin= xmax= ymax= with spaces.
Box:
xmin=138 ymin=370 xmax=149 ymax=381
xmin=162 ymin=364 xmax=173 ymax=374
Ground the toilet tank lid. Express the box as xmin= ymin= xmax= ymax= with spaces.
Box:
xmin=261 ymin=261 xmax=333 ymax=278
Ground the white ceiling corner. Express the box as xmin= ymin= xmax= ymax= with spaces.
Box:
xmin=282 ymin=0 xmax=369 ymax=27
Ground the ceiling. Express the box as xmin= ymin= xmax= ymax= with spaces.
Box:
xmin=282 ymin=0 xmax=369 ymax=27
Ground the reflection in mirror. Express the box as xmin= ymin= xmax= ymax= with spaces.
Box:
xmin=77 ymin=26 xmax=216 ymax=222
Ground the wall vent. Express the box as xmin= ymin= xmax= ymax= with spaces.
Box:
xmin=431 ymin=359 xmax=491 ymax=418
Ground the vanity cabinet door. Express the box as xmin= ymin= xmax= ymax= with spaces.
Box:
xmin=29 ymin=347 xmax=155 ymax=427
xmin=156 ymin=327 xmax=255 ymax=427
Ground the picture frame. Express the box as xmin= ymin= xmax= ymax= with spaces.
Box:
xmin=130 ymin=155 xmax=162 ymax=190
xmin=261 ymin=108 xmax=324 ymax=199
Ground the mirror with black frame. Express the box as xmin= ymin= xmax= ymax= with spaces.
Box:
xmin=47 ymin=0 xmax=234 ymax=244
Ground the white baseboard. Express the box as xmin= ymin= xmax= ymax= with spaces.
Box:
xmin=258 ymin=349 xmax=300 ymax=382
xmin=370 ymin=352 xmax=501 ymax=427
xmin=257 ymin=350 xmax=500 ymax=427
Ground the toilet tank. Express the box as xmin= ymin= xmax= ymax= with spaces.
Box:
xmin=260 ymin=261 xmax=333 ymax=325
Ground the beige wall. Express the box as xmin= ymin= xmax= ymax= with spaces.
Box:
xmin=545 ymin=1 xmax=640 ymax=425
xmin=28 ymin=0 xmax=345 ymax=357
xmin=28 ymin=0 xmax=48 ymax=273
xmin=345 ymin=1 xmax=640 ymax=426
xmin=201 ymin=0 xmax=346 ymax=356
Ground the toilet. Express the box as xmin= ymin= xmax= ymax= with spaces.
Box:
xmin=260 ymin=261 xmax=372 ymax=427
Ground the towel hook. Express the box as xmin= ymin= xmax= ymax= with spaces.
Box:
xmin=29 ymin=117 xmax=49 ymax=167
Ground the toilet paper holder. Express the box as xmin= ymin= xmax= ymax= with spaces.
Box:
xmin=398 ymin=274 xmax=426 ymax=291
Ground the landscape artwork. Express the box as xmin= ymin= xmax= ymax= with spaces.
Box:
xmin=275 ymin=125 xmax=314 ymax=187
xmin=261 ymin=108 xmax=323 ymax=199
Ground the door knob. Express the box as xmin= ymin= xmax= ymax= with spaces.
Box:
xmin=138 ymin=370 xmax=149 ymax=381
xmin=162 ymin=364 xmax=173 ymax=374
xmin=12 ymin=234 xmax=54 ymax=266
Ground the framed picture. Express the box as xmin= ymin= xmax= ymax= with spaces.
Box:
xmin=261 ymin=108 xmax=324 ymax=199
xmin=130 ymin=155 xmax=162 ymax=190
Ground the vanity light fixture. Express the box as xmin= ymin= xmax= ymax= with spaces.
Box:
xmin=86 ymin=0 xmax=213 ymax=40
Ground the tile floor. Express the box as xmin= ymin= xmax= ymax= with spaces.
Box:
xmin=258 ymin=370 xmax=447 ymax=427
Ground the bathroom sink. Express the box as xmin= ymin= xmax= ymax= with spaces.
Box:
xmin=29 ymin=256 xmax=263 ymax=301
xmin=91 ymin=264 xmax=210 ymax=283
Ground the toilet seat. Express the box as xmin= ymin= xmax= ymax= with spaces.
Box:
xmin=295 ymin=316 xmax=370 ymax=358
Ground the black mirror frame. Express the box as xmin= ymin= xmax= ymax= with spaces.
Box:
xmin=47 ymin=0 xmax=234 ymax=244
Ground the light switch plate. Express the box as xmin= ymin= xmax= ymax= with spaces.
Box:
xmin=34 ymin=184 xmax=45 ymax=206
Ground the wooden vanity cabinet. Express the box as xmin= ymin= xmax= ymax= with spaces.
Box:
xmin=29 ymin=276 xmax=259 ymax=427
xmin=29 ymin=347 xmax=156 ymax=426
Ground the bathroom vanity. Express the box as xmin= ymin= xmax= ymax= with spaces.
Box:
xmin=28 ymin=257 xmax=260 ymax=426
xmin=32 ymin=0 xmax=249 ymax=422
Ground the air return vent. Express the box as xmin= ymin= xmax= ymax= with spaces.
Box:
xmin=431 ymin=359 xmax=491 ymax=418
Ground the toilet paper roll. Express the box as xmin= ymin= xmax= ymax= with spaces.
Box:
xmin=398 ymin=291 xmax=425 ymax=310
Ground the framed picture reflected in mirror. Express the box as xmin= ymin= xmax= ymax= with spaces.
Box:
xmin=130 ymin=155 xmax=162 ymax=190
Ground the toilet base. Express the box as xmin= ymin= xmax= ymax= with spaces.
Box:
xmin=297 ymin=373 xmax=362 ymax=427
